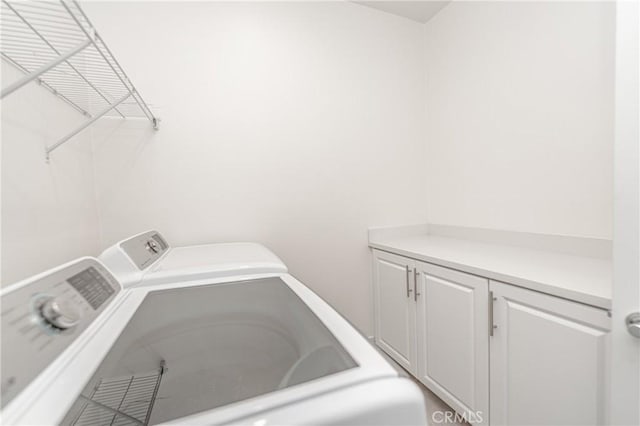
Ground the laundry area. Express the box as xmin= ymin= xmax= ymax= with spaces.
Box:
xmin=1 ymin=1 xmax=638 ymax=425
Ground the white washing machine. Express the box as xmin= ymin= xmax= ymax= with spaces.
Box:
xmin=99 ymin=230 xmax=287 ymax=287
xmin=1 ymin=257 xmax=427 ymax=425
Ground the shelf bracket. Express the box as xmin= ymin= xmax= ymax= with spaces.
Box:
xmin=61 ymin=0 xmax=158 ymax=125
xmin=2 ymin=0 xmax=160 ymax=160
xmin=0 ymin=38 xmax=91 ymax=99
xmin=45 ymin=92 xmax=132 ymax=161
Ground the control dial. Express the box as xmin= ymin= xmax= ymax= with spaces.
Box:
xmin=146 ymin=239 xmax=160 ymax=254
xmin=39 ymin=297 xmax=81 ymax=330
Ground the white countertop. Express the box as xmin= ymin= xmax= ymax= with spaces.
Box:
xmin=369 ymin=234 xmax=612 ymax=310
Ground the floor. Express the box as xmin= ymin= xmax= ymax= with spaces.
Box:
xmin=370 ymin=340 xmax=469 ymax=426
xmin=408 ymin=375 xmax=470 ymax=426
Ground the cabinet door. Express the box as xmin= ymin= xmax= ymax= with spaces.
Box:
xmin=372 ymin=250 xmax=416 ymax=373
xmin=415 ymin=262 xmax=489 ymax=425
xmin=490 ymin=281 xmax=611 ymax=426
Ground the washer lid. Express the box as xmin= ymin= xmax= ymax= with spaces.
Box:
xmin=142 ymin=242 xmax=287 ymax=285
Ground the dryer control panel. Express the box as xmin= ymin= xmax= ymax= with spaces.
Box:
xmin=119 ymin=230 xmax=169 ymax=270
xmin=0 ymin=258 xmax=121 ymax=408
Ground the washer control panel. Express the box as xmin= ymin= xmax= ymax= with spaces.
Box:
xmin=0 ymin=258 xmax=120 ymax=408
xmin=119 ymin=231 xmax=169 ymax=270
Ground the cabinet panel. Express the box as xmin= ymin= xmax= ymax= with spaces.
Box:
xmin=372 ymin=250 xmax=416 ymax=372
xmin=490 ymin=281 xmax=610 ymax=426
xmin=416 ymin=262 xmax=489 ymax=425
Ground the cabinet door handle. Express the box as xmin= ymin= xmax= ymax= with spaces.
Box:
xmin=406 ymin=265 xmax=413 ymax=298
xmin=489 ymin=291 xmax=497 ymax=337
xmin=414 ymin=268 xmax=420 ymax=301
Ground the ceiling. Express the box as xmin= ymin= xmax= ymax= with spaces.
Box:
xmin=353 ymin=1 xmax=451 ymax=23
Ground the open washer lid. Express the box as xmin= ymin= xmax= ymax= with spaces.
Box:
xmin=61 ymin=276 xmax=358 ymax=425
xmin=99 ymin=231 xmax=288 ymax=287
xmin=2 ymin=260 xmax=400 ymax=425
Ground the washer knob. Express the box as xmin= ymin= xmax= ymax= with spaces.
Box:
xmin=146 ymin=239 xmax=160 ymax=254
xmin=40 ymin=297 xmax=81 ymax=330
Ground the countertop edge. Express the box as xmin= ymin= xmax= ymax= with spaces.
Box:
xmin=369 ymin=241 xmax=612 ymax=311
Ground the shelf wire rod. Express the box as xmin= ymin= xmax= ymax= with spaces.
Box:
xmin=45 ymin=91 xmax=131 ymax=160
xmin=3 ymin=9 xmax=72 ymax=21
xmin=0 ymin=25 xmax=86 ymax=40
xmin=0 ymin=53 xmax=60 ymax=64
xmin=0 ymin=37 xmax=90 ymax=98
xmin=144 ymin=361 xmax=166 ymax=425
xmin=110 ymin=375 xmax=136 ymax=426
xmin=10 ymin=20 xmax=79 ymax=32
xmin=1 ymin=51 xmax=90 ymax=116
xmin=22 ymin=82 xmax=91 ymax=95
xmin=1 ymin=18 xmax=83 ymax=34
xmin=67 ymin=55 xmax=125 ymax=66
xmin=0 ymin=42 xmax=69 ymax=53
xmin=2 ymin=0 xmax=126 ymax=118
xmin=2 ymin=12 xmax=81 ymax=27
xmin=10 ymin=2 xmax=73 ymax=16
xmin=65 ymin=76 xmax=129 ymax=86
xmin=40 ymin=83 xmax=109 ymax=95
xmin=13 ymin=59 xmax=79 ymax=70
xmin=16 ymin=7 xmax=76 ymax=20
xmin=64 ymin=64 xmax=128 ymax=75
xmin=0 ymin=31 xmax=68 ymax=41
xmin=64 ymin=0 xmax=157 ymax=126
xmin=6 ymin=50 xmax=70 ymax=60
xmin=39 ymin=75 xmax=93 ymax=86
xmin=0 ymin=31 xmax=86 ymax=48
xmin=1 ymin=23 xmax=86 ymax=40
xmin=77 ymin=395 xmax=144 ymax=426
xmin=0 ymin=27 xmax=85 ymax=42
xmin=67 ymin=75 xmax=134 ymax=86
xmin=83 ymin=58 xmax=128 ymax=82
xmin=39 ymin=68 xmax=108 ymax=82
xmin=68 ymin=72 xmax=130 ymax=83
xmin=60 ymin=2 xmax=144 ymax=119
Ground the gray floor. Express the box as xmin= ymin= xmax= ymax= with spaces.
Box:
xmin=370 ymin=340 xmax=469 ymax=426
xmin=407 ymin=375 xmax=469 ymax=426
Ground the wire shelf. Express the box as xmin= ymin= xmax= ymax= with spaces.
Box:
xmin=70 ymin=361 xmax=166 ymax=426
xmin=0 ymin=0 xmax=158 ymax=160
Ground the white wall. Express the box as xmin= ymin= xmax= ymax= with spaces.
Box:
xmin=84 ymin=1 xmax=428 ymax=334
xmin=424 ymin=2 xmax=615 ymax=239
xmin=1 ymin=64 xmax=101 ymax=285
xmin=1 ymin=1 xmax=615 ymax=333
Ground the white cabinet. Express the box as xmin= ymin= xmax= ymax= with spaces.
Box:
xmin=372 ymin=250 xmax=417 ymax=373
xmin=489 ymin=280 xmax=611 ymax=426
xmin=373 ymin=249 xmax=489 ymax=424
xmin=371 ymin=249 xmax=611 ymax=426
xmin=415 ymin=262 xmax=489 ymax=425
